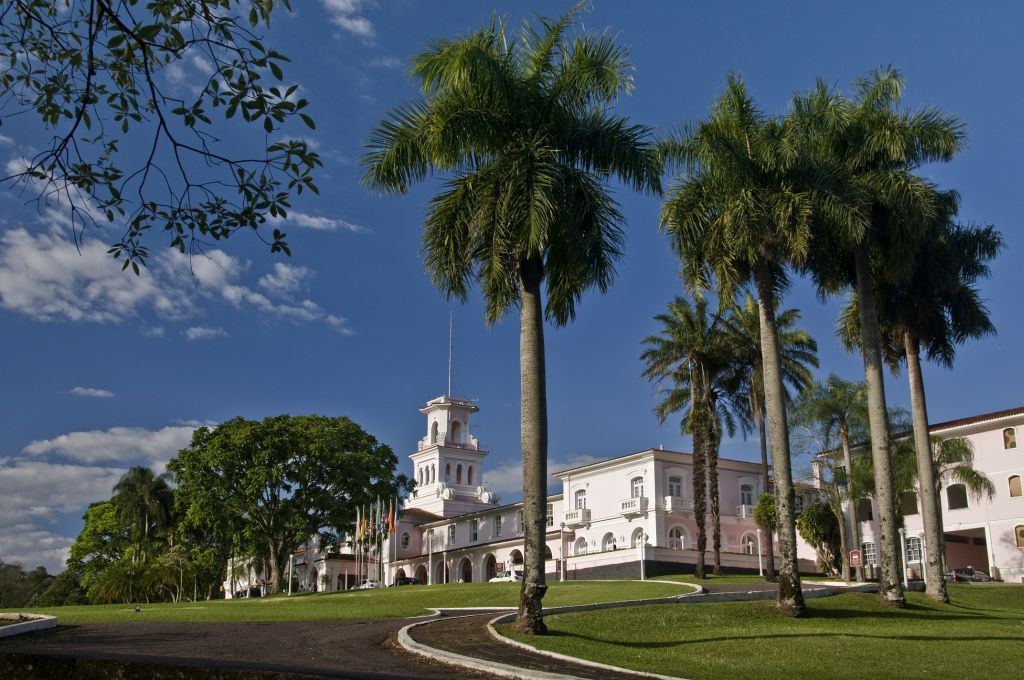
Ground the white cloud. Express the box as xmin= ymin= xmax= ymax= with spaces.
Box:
xmin=0 ymin=133 xmax=14 ymax=145
xmin=0 ymin=226 xmax=353 ymax=333
xmin=272 ymin=210 xmax=364 ymax=232
xmin=22 ymin=425 xmax=196 ymax=467
xmin=482 ymin=454 xmax=606 ymax=498
xmin=320 ymin=0 xmax=375 ymax=38
xmin=189 ymin=52 xmax=215 ymax=75
xmin=70 ymin=386 xmax=115 ymax=398
xmin=164 ymin=62 xmax=188 ymax=84
xmin=141 ymin=326 xmax=165 ymax=337
xmin=184 ymin=325 xmax=228 ymax=341
xmin=0 ymin=524 xmax=76 ymax=573
xmin=369 ymin=56 xmax=401 ymax=68
xmin=259 ymin=262 xmax=313 ymax=296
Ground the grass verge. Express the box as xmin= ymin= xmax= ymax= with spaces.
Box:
xmin=0 ymin=579 xmax=694 ymax=625
xmin=498 ymin=584 xmax=1024 ymax=680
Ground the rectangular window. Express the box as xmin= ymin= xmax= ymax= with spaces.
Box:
xmin=447 ymin=524 xmax=456 ymax=545
xmin=494 ymin=515 xmax=502 ymax=537
xmin=668 ymin=476 xmax=683 ymax=497
xmin=517 ymin=509 xmax=524 ymax=534
xmin=861 ymin=542 xmax=877 ymax=566
xmin=546 ymin=503 xmax=554 ymax=527
xmin=906 ymin=536 xmax=923 ymax=563
xmin=900 ymin=492 xmax=919 ymax=516
xmin=470 ymin=519 xmax=478 ymax=542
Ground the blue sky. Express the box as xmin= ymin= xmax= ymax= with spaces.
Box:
xmin=1 ymin=1 xmax=1021 ymax=573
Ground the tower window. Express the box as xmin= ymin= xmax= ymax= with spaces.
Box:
xmin=1004 ymin=427 xmax=1017 ymax=449
xmin=1009 ymin=475 xmax=1022 ymax=498
xmin=431 ymin=421 xmax=439 ymax=444
xmin=456 ymin=464 xmax=463 ymax=484
xmin=947 ymin=484 xmax=969 ymax=510
xmin=468 ymin=465 xmax=473 ymax=486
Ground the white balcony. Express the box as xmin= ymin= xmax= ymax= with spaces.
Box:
xmin=563 ymin=508 xmax=591 ymax=527
xmin=620 ymin=496 xmax=649 ymax=516
xmin=664 ymin=495 xmax=694 ymax=512
xmin=735 ymin=504 xmax=755 ymax=519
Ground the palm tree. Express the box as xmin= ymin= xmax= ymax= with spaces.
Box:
xmin=837 ymin=209 xmax=1002 ymax=600
xmin=932 ymin=437 xmax=995 ymax=501
xmin=660 ymin=75 xmax=814 ymax=615
xmin=641 ymin=295 xmax=743 ymax=577
xmin=361 ymin=6 xmax=660 ymax=633
xmin=791 ymin=375 xmax=868 ymax=581
xmin=111 ymin=466 xmax=174 ymax=564
xmin=723 ymin=291 xmax=818 ymax=582
xmin=794 ymin=67 xmax=965 ymax=606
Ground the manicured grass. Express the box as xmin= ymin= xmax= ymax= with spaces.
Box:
xmin=654 ymin=573 xmax=770 ymax=586
xmin=0 ymin=579 xmax=695 ymax=625
xmin=499 ymin=585 xmax=1024 ymax=680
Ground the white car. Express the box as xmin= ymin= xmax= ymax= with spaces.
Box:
xmin=488 ymin=569 xmax=524 ymax=583
xmin=351 ymin=579 xmax=382 ymax=590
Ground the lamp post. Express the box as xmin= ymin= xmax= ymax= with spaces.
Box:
xmin=756 ymin=528 xmax=764 ymax=577
xmin=427 ymin=531 xmax=433 ymax=586
xmin=918 ymin=532 xmax=928 ymax=587
xmin=898 ymin=527 xmax=909 ymax=589
xmin=287 ymin=553 xmax=294 ymax=596
xmin=638 ymin=530 xmax=647 ymax=581
xmin=559 ymin=523 xmax=566 ymax=582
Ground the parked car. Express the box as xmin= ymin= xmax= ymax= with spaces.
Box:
xmin=351 ymin=579 xmax=383 ymax=590
xmin=391 ymin=577 xmax=423 ymax=586
xmin=488 ymin=569 xmax=524 ymax=583
xmin=944 ymin=567 xmax=992 ymax=582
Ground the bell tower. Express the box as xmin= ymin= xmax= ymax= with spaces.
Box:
xmin=405 ymin=395 xmax=498 ymax=516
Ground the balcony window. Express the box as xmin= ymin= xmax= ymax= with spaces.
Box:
xmin=494 ymin=515 xmax=502 ymax=537
xmin=470 ymin=519 xmax=478 ymax=542
xmin=631 ymin=476 xmax=644 ymax=499
xmin=574 ymin=489 xmax=587 ymax=510
xmin=447 ymin=524 xmax=456 ymax=545
xmin=668 ymin=475 xmax=683 ymax=497
xmin=906 ymin=536 xmax=922 ymax=563
xmin=740 ymin=483 xmax=754 ymax=506
xmin=546 ymin=503 xmax=554 ymax=527
xmin=947 ymin=484 xmax=969 ymax=510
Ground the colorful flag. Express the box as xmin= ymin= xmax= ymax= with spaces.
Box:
xmin=355 ymin=506 xmax=361 ymax=544
xmin=388 ymin=499 xmax=395 ymax=534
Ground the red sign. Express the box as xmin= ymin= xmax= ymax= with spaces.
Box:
xmin=849 ymin=550 xmax=863 ymax=567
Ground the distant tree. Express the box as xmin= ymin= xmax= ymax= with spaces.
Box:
xmin=169 ymin=414 xmax=411 ymax=594
xmin=67 ymin=501 xmax=128 ymax=591
xmin=362 ymin=4 xmax=660 ymax=633
xmin=0 ymin=0 xmax=319 ymax=270
xmin=111 ymin=466 xmax=175 ymax=563
xmin=797 ymin=502 xmax=842 ymax=575
xmin=0 ymin=561 xmax=53 ymax=608
xmin=31 ymin=570 xmax=89 ymax=607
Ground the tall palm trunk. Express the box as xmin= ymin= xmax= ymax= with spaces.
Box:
xmin=757 ymin=412 xmax=777 ymax=582
xmin=754 ymin=265 xmax=804 ymax=615
xmin=904 ymin=330 xmax=948 ymax=602
xmin=515 ymin=256 xmax=549 ymax=634
xmin=691 ymin=394 xmax=708 ymax=579
xmin=833 ymin=447 xmax=851 ymax=581
xmin=854 ymin=243 xmax=904 ymax=607
xmin=707 ymin=407 xmax=722 ymax=575
xmin=840 ymin=425 xmax=863 ymax=582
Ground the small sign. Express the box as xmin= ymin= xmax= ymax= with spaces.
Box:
xmin=849 ymin=550 xmax=863 ymax=567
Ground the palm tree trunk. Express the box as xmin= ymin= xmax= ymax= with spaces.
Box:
xmin=904 ymin=330 xmax=948 ymax=603
xmin=757 ymin=412 xmax=777 ymax=582
xmin=691 ymin=400 xmax=708 ymax=580
xmin=753 ymin=265 xmax=804 ymax=616
xmin=854 ymin=243 xmax=904 ymax=607
xmin=514 ymin=256 xmax=548 ymax=635
xmin=840 ymin=428 xmax=863 ymax=582
xmin=708 ymin=417 xmax=722 ymax=575
xmin=834 ymin=449 xmax=851 ymax=581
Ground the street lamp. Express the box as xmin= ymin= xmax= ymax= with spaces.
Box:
xmin=756 ymin=528 xmax=763 ymax=577
xmin=897 ymin=527 xmax=909 ymax=589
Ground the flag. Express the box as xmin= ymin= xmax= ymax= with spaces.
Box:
xmin=355 ymin=506 xmax=361 ymax=544
xmin=388 ymin=498 xmax=396 ymax=534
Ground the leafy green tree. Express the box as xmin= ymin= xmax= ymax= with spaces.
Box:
xmin=111 ymin=466 xmax=175 ymax=564
xmin=722 ymin=291 xmax=818 ymax=581
xmin=660 ymin=75 xmax=813 ymax=615
xmin=931 ymin=437 xmax=995 ymax=501
xmin=0 ymin=0 xmax=319 ymax=270
xmin=169 ymin=414 xmax=411 ymax=594
xmin=797 ymin=502 xmax=842 ymax=575
xmin=754 ymin=491 xmax=778 ymax=536
xmin=0 ymin=561 xmax=53 ymax=607
xmin=67 ymin=500 xmax=129 ymax=591
xmin=791 ymin=374 xmax=868 ymax=581
xmin=30 ymin=570 xmax=89 ymax=607
xmin=362 ymin=5 xmax=660 ymax=633
xmin=794 ymin=66 xmax=965 ymax=607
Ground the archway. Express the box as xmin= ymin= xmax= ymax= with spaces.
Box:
xmin=458 ymin=556 xmax=473 ymax=583
xmin=741 ymin=533 xmax=757 ymax=555
xmin=435 ymin=561 xmax=449 ymax=585
xmin=544 ymin=545 xmax=553 ymax=560
xmin=668 ymin=526 xmax=687 ymax=549
xmin=508 ymin=549 xmax=524 ymax=566
xmin=631 ymin=527 xmax=646 ymax=548
xmin=574 ymin=537 xmax=587 ymax=556
xmin=414 ymin=565 xmax=428 ymax=583
xmin=601 ymin=532 xmax=617 ymax=552
xmin=395 ymin=568 xmax=407 ymax=581
xmin=483 ymin=554 xmax=497 ymax=581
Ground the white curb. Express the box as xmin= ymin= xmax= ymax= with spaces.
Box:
xmin=0 ymin=613 xmax=57 ymax=638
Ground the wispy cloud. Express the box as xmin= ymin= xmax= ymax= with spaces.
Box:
xmin=184 ymin=325 xmax=228 ymax=341
xmin=23 ymin=424 xmax=197 ymax=467
xmin=321 ymin=0 xmax=375 ymax=38
xmin=69 ymin=386 xmax=115 ymax=399
xmin=482 ymin=454 xmax=606 ymax=499
xmin=259 ymin=262 xmax=313 ymax=296
xmin=369 ymin=56 xmax=401 ymax=68
xmin=272 ymin=210 xmax=364 ymax=232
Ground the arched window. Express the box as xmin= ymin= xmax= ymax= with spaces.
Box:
xmin=451 ymin=420 xmax=462 ymax=444
xmin=740 ymin=483 xmax=754 ymax=506
xmin=1010 ymin=475 xmax=1023 ymax=498
xmin=856 ymin=498 xmax=874 ymax=521
xmin=631 ymin=527 xmax=646 ymax=548
xmin=400 ymin=532 xmax=410 ymax=550
xmin=1004 ymin=427 xmax=1017 ymax=449
xmin=601 ymin=532 xmax=617 ymax=551
xmin=668 ymin=476 xmax=683 ymax=497
xmin=467 ymin=465 xmax=473 ymax=485
xmin=1016 ymin=525 xmax=1024 ymax=549
xmin=741 ymin=534 xmax=757 ymax=555
xmin=631 ymin=476 xmax=644 ymax=499
xmin=574 ymin=489 xmax=587 ymax=510
xmin=431 ymin=421 xmax=439 ymax=444
xmin=668 ymin=527 xmax=685 ymax=549
xmin=947 ymin=484 xmax=969 ymax=510
xmin=430 ymin=464 xmax=436 ymax=484
xmin=417 ymin=468 xmax=423 ymax=486
xmin=445 ymin=463 xmax=451 ymax=482
xmin=456 ymin=464 xmax=463 ymax=484
xmin=906 ymin=536 xmax=923 ymax=562
xmin=899 ymin=492 xmax=919 ymax=516
xmin=574 ymin=537 xmax=588 ymax=556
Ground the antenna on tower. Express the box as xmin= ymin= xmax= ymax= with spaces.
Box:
xmin=447 ymin=309 xmax=453 ymax=397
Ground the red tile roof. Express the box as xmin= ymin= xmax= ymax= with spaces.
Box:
xmin=930 ymin=406 xmax=1024 ymax=432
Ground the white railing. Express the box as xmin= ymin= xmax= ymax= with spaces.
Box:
xmin=735 ymin=504 xmax=755 ymax=519
xmin=418 ymin=431 xmax=480 ymax=451
xmin=620 ymin=496 xmax=649 ymax=515
xmin=664 ymin=495 xmax=694 ymax=512
xmin=563 ymin=508 xmax=591 ymax=526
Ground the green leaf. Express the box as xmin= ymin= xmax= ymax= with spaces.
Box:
xmin=300 ymin=114 xmax=315 ymax=130
xmin=269 ymin=62 xmax=283 ymax=80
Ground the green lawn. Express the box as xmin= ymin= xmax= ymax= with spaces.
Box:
xmin=654 ymin=573 xmax=772 ymax=586
xmin=0 ymin=579 xmax=694 ymax=625
xmin=499 ymin=585 xmax=1024 ymax=680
